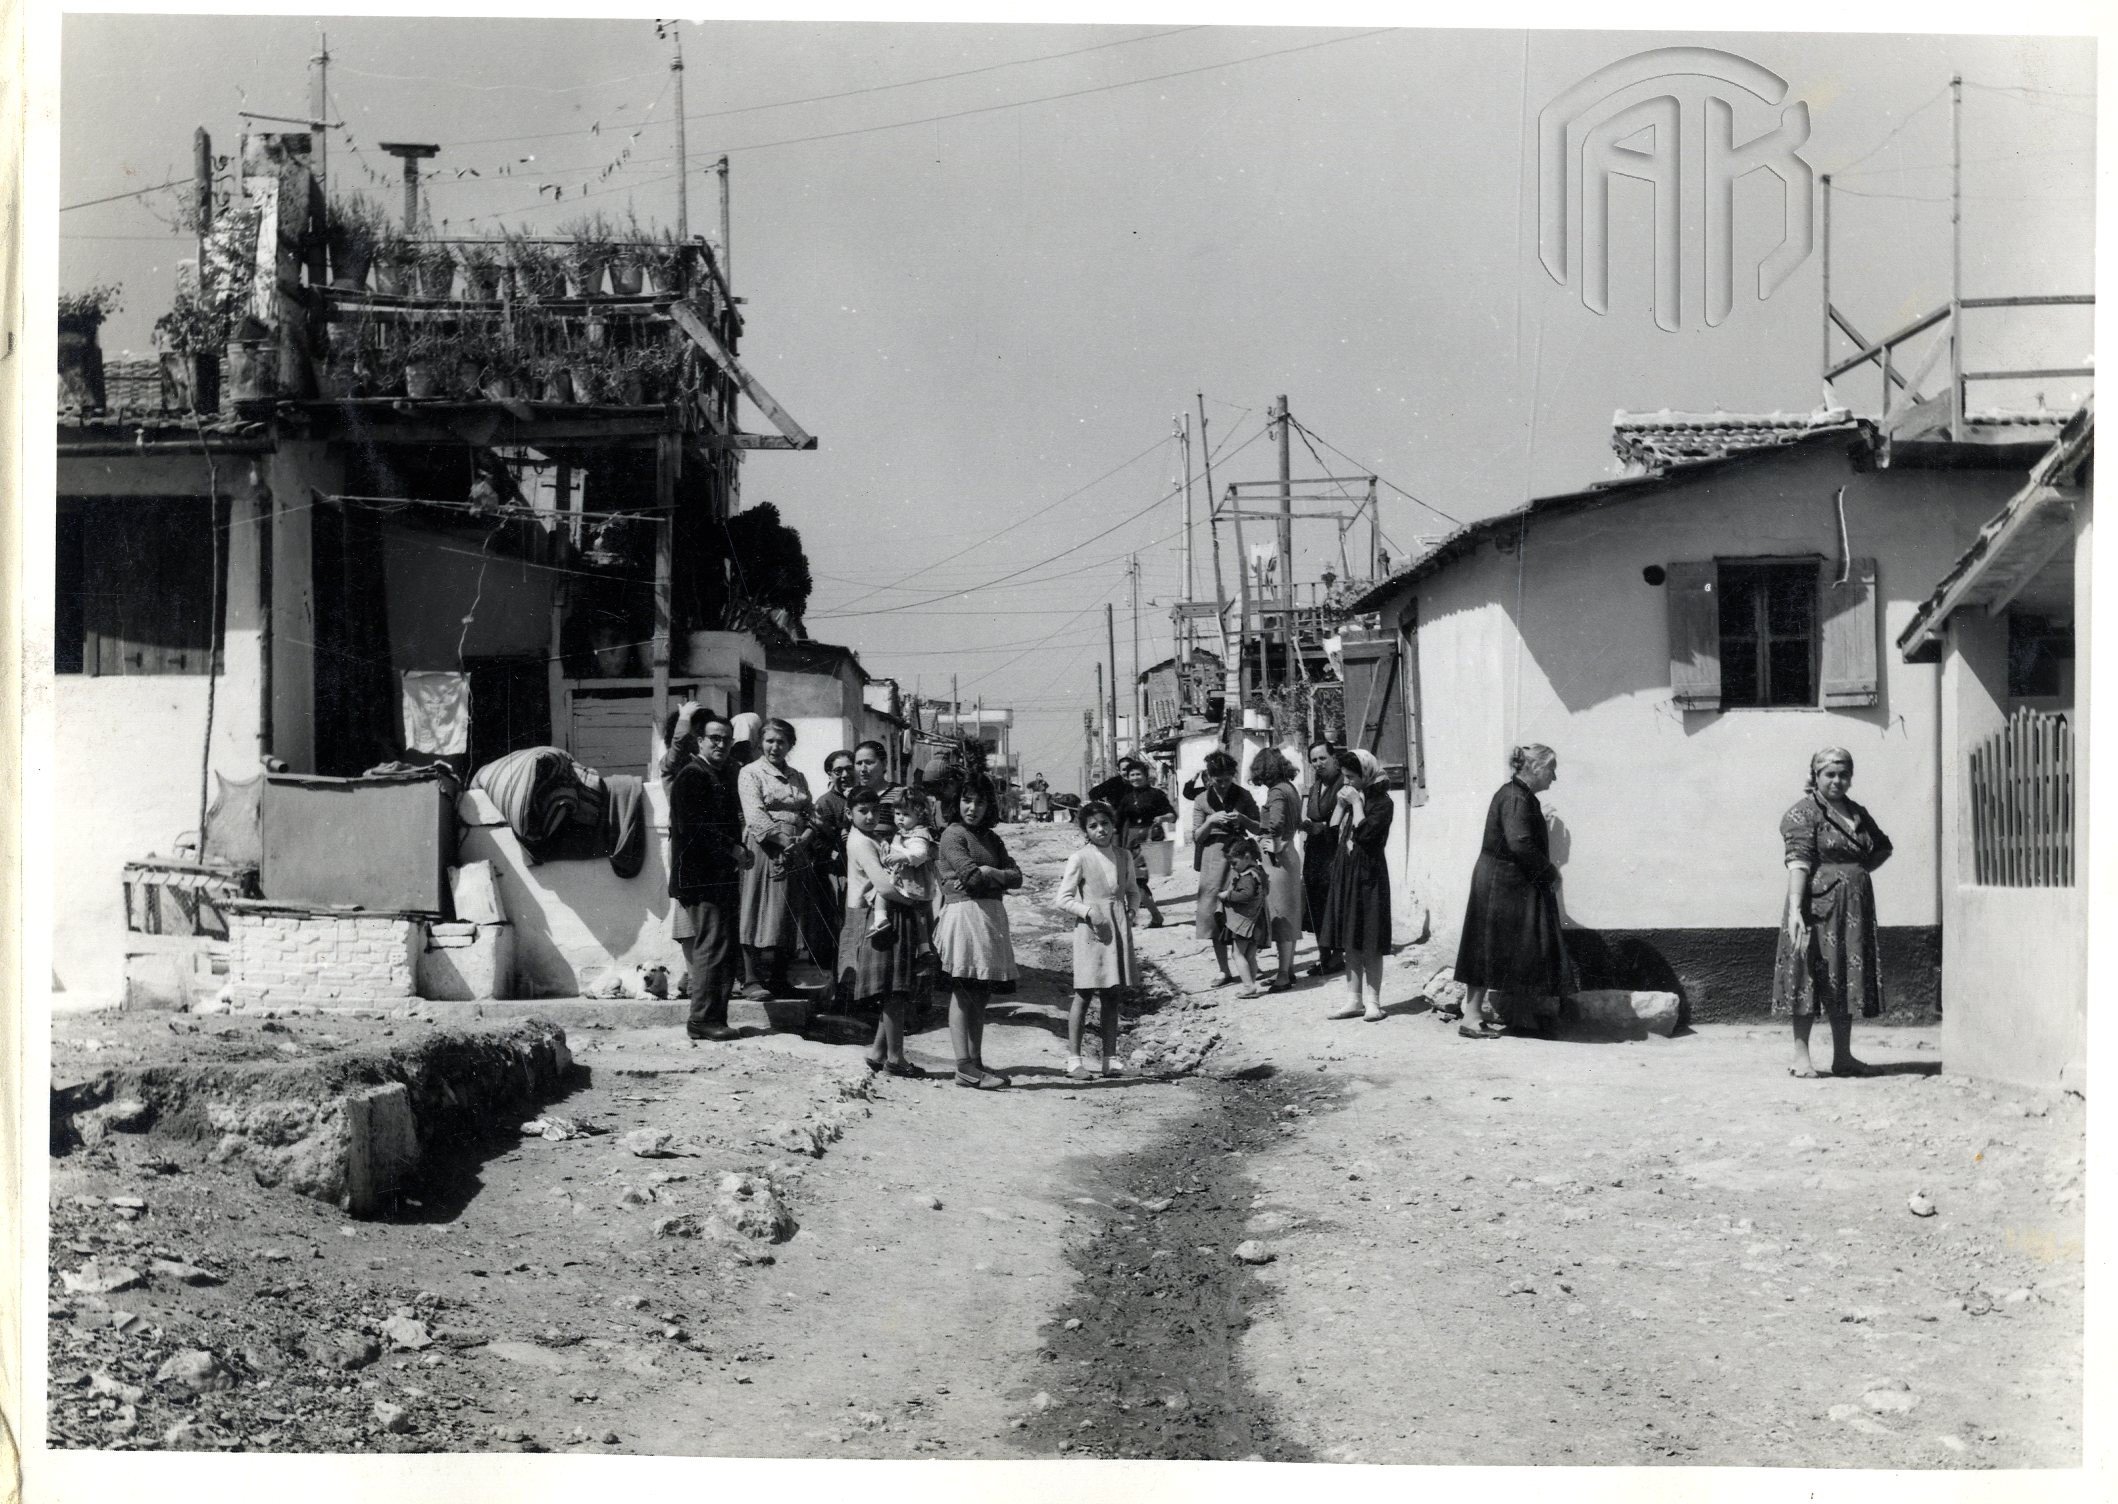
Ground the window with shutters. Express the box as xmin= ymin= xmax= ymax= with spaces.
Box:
xmin=1662 ymin=555 xmax=1878 ymax=712
xmin=55 ymin=496 xmax=227 ymax=676
xmin=1340 ymin=626 xmax=1413 ymax=791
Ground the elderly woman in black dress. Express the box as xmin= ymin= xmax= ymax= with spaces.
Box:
xmin=1774 ymin=747 xmax=1892 ymax=1078
xmin=1454 ymin=744 xmax=1567 ymax=1039
xmin=1320 ymin=749 xmax=1393 ymax=1021
xmin=1189 ymin=749 xmax=1260 ymax=986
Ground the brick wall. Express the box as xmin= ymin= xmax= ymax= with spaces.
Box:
xmin=228 ymin=911 xmax=421 ymax=1005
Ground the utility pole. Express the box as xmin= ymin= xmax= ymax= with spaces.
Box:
xmin=1819 ymin=173 xmax=1832 ymax=387
xmin=378 ymin=142 xmax=438 ymax=229
xmin=310 ymin=30 xmax=329 ymax=197
xmin=1128 ymin=554 xmax=1142 ymax=750
xmin=670 ymin=24 xmax=688 ymax=241
xmin=1093 ymin=663 xmax=1105 ymax=782
xmin=1177 ymin=414 xmax=1194 ymax=650
xmin=1198 ymin=394 xmax=1239 ymax=724
xmin=1274 ymin=394 xmax=1294 ymax=690
xmin=193 ymin=128 xmax=212 ymax=283
xmin=717 ymin=155 xmax=732 ymax=284
xmin=1225 ymin=480 xmax=1254 ymax=719
xmin=1948 ymin=74 xmax=1964 ymax=441
xmin=1105 ymin=602 xmax=1120 ymax=766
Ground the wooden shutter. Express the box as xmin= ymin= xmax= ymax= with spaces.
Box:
xmin=1819 ymin=556 xmax=1880 ymax=707
xmin=1399 ymin=601 xmax=1426 ymax=804
xmin=1342 ymin=631 xmax=1408 ymax=783
xmin=1664 ymin=560 xmax=1722 ymax=709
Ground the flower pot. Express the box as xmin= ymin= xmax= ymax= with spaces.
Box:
xmin=608 ymin=260 xmax=645 ymax=295
xmin=480 ymin=368 xmax=519 ymax=401
xmin=58 ymin=321 xmax=107 ymax=411
xmin=404 ymin=359 xmax=441 ymax=399
xmin=417 ymin=261 xmax=456 ymax=299
xmin=540 ymin=369 xmax=575 ymax=404
xmin=225 ymin=340 xmax=276 ymax=404
xmin=372 ymin=259 xmax=409 ymax=296
xmin=618 ymin=369 xmax=647 ymax=406
xmin=464 ymin=265 xmax=502 ymax=301
xmin=159 ymin=351 xmax=221 ymax=415
xmin=455 ymin=358 xmax=483 ymax=397
xmin=330 ymin=240 xmax=373 ymax=290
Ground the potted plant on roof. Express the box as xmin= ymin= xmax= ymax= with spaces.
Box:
xmin=558 ymin=212 xmax=615 ymax=298
xmin=413 ymin=230 xmax=458 ymax=300
xmin=528 ymin=349 xmax=576 ymax=404
xmin=459 ymin=240 xmax=504 ymax=302
xmin=400 ymin=328 xmax=450 ymax=399
xmin=644 ymin=224 xmax=688 ymax=296
xmin=608 ymin=210 xmax=650 ymax=296
xmin=151 ymin=290 xmax=230 ymax=414
xmin=370 ymin=223 xmax=414 ymax=296
xmin=58 ymin=284 xmax=122 ymax=411
xmin=504 ymin=228 xmax=563 ymax=300
xmin=224 ymin=312 xmax=277 ymax=406
xmin=324 ymin=193 xmax=387 ymax=290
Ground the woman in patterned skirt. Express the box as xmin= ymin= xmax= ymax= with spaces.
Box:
xmin=1773 ymin=747 xmax=1893 ymax=1078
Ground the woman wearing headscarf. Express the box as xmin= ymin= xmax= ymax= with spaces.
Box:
xmin=736 ymin=718 xmax=836 ymax=999
xmin=1453 ymin=744 xmax=1567 ymax=1039
xmin=1189 ymin=749 xmax=1261 ymax=986
xmin=1245 ymin=746 xmax=1306 ymax=992
xmin=1300 ymin=739 xmax=1344 ymax=977
xmin=728 ymin=712 xmax=763 ymax=770
xmin=1320 ymin=749 xmax=1393 ymax=1021
xmin=1774 ymin=747 xmax=1892 ymax=1078
xmin=1088 ymin=756 xmax=1178 ymax=928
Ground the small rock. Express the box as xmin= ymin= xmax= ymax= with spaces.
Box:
xmin=1507 ymin=1278 xmax=1537 ymax=1296
xmin=154 ymin=1349 xmax=233 ymax=1394
xmin=1862 ymin=1379 xmax=1919 ymax=1414
xmin=654 ymin=1214 xmax=703 ymax=1240
xmin=1788 ymin=1134 xmax=1820 ymax=1152
xmin=1935 ymin=1434 xmax=1968 ymax=1453
xmin=1063 ymin=1318 xmax=1082 ymax=1331
xmin=107 ymin=1195 xmax=147 ymax=1212
xmin=600 ymin=1431 xmax=620 ymax=1445
xmin=150 ymin=1259 xmax=221 ymax=1286
xmin=88 ymin=1372 xmax=145 ymax=1405
xmin=373 ymin=1401 xmax=413 ymax=1434
xmin=1828 ymin=1403 xmax=1895 ymax=1437
xmin=106 ymin=1405 xmax=138 ymax=1436
xmin=1907 ymin=1191 xmax=1937 ymax=1218
xmin=381 ymin=1315 xmax=434 ymax=1351
xmin=621 ymin=1128 xmax=678 ymax=1158
xmin=1030 ymin=1391 xmax=1060 ymax=1412
xmin=1231 ymin=1241 xmax=1274 ymax=1265
xmin=60 ymin=1260 xmax=143 ymax=1296
xmin=321 ymin=1332 xmax=382 ymax=1371
xmin=1140 ymin=1197 xmax=1174 ymax=1214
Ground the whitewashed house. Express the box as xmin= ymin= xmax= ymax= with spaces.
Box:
xmin=1339 ymin=411 xmax=2065 ymax=1021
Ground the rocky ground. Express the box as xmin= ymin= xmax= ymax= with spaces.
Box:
xmin=45 ymin=818 xmax=2086 ymax=1471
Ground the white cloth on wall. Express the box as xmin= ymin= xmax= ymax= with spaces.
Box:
xmin=402 ymin=670 xmax=472 ymax=755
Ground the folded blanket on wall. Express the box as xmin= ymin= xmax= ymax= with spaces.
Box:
xmin=470 ymin=748 xmax=645 ymax=877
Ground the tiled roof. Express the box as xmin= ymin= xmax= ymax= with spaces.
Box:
xmin=57 ymin=406 xmax=274 ymax=444
xmin=1611 ymin=408 xmax=1856 ymax=472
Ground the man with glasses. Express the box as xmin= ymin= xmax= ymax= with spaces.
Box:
xmin=665 ymin=704 xmax=751 ymax=1041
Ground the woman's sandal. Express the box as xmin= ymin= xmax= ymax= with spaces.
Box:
xmin=1458 ymin=1023 xmax=1502 ymax=1039
xmin=1363 ymin=1008 xmax=1386 ymax=1023
xmin=1215 ymin=973 xmax=1239 ymax=988
xmin=884 ymin=1059 xmax=926 ymax=1079
xmin=1787 ymin=1064 xmax=1826 ymax=1079
xmin=954 ymin=1069 xmax=1009 ymax=1090
xmin=1238 ymin=985 xmax=1264 ymax=999
xmin=1266 ymin=978 xmax=1295 ymax=994
xmin=862 ymin=1053 xmax=886 ymax=1073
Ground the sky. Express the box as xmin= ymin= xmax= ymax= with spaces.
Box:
xmin=57 ymin=18 xmax=2097 ymax=782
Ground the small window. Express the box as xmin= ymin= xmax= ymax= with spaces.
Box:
xmin=1718 ymin=561 xmax=1817 ymax=708
xmin=2007 ymin=611 xmax=2073 ymax=700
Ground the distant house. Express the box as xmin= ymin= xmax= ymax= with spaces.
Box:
xmin=1342 ymin=410 xmax=2065 ymax=1021
xmin=1898 ymin=399 xmax=2091 ymax=1090
xmin=763 ymin=640 xmax=875 ymax=791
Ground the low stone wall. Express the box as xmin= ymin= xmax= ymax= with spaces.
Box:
xmin=226 ymin=906 xmax=421 ymax=1007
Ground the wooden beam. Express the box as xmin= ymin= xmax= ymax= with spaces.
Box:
xmin=1828 ymin=304 xmax=1918 ymax=398
xmin=1825 ymin=304 xmax=1949 ymax=381
xmin=1978 ymin=507 xmax=2078 ymax=617
xmin=669 ymin=301 xmax=816 ymax=450
xmin=1964 ymin=367 xmax=2096 ymax=382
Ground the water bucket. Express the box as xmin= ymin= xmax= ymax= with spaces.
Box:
xmin=1142 ymin=840 xmax=1175 ymax=879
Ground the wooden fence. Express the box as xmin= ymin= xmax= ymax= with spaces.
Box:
xmin=1968 ymin=707 xmax=2074 ymax=886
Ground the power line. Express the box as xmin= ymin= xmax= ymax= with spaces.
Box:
xmin=1284 ymin=415 xmax=1460 ymax=528
xmin=60 ymin=176 xmax=191 ymax=213
xmin=1826 ymin=83 xmax=1951 ymax=177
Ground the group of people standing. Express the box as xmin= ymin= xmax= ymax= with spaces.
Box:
xmin=661 ymin=705 xmax=1027 ymax=1089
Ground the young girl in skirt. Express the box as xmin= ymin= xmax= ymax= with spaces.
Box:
xmin=935 ymin=777 xmax=1023 ymax=1089
xmin=1054 ymin=801 xmax=1137 ymax=1078
xmin=841 ymin=789 xmax=934 ymax=1077
xmin=1217 ymin=837 xmax=1268 ymax=998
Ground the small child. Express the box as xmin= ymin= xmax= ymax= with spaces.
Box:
xmin=1217 ymin=837 xmax=1268 ymax=998
xmin=1054 ymin=801 xmax=1137 ymax=1078
xmin=845 ymin=789 xmax=937 ymax=1077
xmin=872 ymin=788 xmax=938 ymax=942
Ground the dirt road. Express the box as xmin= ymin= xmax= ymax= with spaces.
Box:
xmin=48 ymin=820 xmax=2084 ymax=1468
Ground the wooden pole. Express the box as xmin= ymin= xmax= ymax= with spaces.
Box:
xmin=1197 ymin=395 xmax=1236 ymax=720
xmin=1226 ymin=481 xmax=1254 ymax=715
xmin=1819 ymin=173 xmax=1832 ymax=390
xmin=717 ymin=154 xmax=732 ymax=287
xmin=651 ymin=436 xmax=676 ymax=748
xmin=1129 ymin=553 xmax=1141 ymax=750
xmin=310 ymin=31 xmax=329 ymax=199
xmin=1093 ymin=663 xmax=1104 ymax=781
xmin=671 ymin=27 xmax=688 ymax=241
xmin=1105 ymin=602 xmax=1120 ymax=767
xmin=1949 ymin=75 xmax=1964 ymax=441
xmin=193 ymin=128 xmax=212 ymax=283
xmin=1275 ymin=394 xmax=1294 ymax=690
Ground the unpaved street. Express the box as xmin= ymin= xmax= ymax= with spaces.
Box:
xmin=49 ymin=820 xmax=2083 ymax=1467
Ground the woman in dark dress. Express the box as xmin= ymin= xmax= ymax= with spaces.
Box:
xmin=1454 ymin=744 xmax=1567 ymax=1039
xmin=1189 ymin=749 xmax=1260 ymax=985
xmin=1088 ymin=756 xmax=1177 ymax=928
xmin=1320 ymin=749 xmax=1393 ymax=1022
xmin=1244 ymin=746 xmax=1306 ymax=993
xmin=1773 ymin=747 xmax=1892 ymax=1078
xmin=1300 ymin=739 xmax=1344 ymax=977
